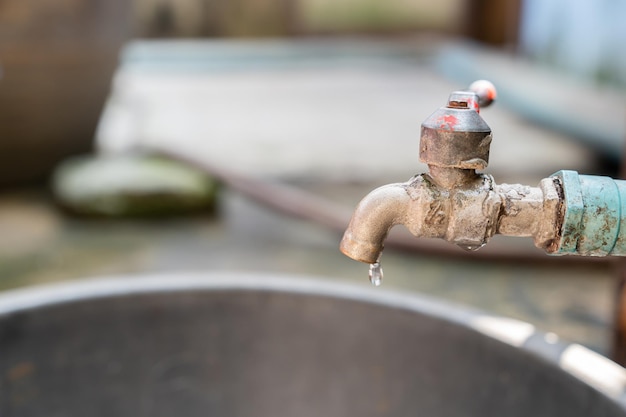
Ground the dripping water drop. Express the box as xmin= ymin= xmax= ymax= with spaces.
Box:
xmin=369 ymin=262 xmax=383 ymax=287
xmin=460 ymin=243 xmax=485 ymax=252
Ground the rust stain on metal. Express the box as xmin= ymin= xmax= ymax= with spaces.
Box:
xmin=546 ymin=178 xmax=565 ymax=253
xmin=447 ymin=101 xmax=469 ymax=109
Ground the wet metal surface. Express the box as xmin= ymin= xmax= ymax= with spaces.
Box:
xmin=1 ymin=275 xmax=625 ymax=416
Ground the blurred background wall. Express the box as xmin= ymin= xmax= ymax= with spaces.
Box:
xmin=133 ymin=0 xmax=467 ymax=38
xmin=0 ymin=0 xmax=623 ymax=187
xmin=520 ymin=0 xmax=626 ymax=87
xmin=0 ymin=0 xmax=134 ymax=186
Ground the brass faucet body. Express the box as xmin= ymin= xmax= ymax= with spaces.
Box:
xmin=339 ymin=171 xmax=562 ymax=264
xmin=340 ymin=83 xmax=564 ymax=264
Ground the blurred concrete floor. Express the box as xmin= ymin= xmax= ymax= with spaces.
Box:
xmin=0 ymin=38 xmax=622 ymax=358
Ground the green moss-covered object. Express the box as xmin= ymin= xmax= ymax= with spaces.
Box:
xmin=52 ymin=154 xmax=219 ymax=217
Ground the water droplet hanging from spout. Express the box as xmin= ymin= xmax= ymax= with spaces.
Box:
xmin=369 ymin=262 xmax=383 ymax=286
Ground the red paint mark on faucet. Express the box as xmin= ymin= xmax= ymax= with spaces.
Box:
xmin=467 ymin=98 xmax=480 ymax=112
xmin=437 ymin=114 xmax=458 ymax=130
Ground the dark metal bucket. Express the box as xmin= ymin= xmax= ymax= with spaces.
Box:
xmin=1 ymin=273 xmax=625 ymax=416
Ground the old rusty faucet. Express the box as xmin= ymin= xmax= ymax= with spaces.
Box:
xmin=340 ymin=81 xmax=626 ymax=285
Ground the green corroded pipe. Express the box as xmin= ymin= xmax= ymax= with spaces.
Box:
xmin=553 ymin=170 xmax=626 ymax=256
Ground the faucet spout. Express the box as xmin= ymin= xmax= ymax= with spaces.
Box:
xmin=340 ymin=183 xmax=411 ymax=264
xmin=340 ymin=173 xmax=564 ymax=266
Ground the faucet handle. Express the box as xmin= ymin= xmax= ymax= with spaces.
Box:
xmin=468 ymin=79 xmax=497 ymax=109
xmin=419 ymin=81 xmax=495 ymax=171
